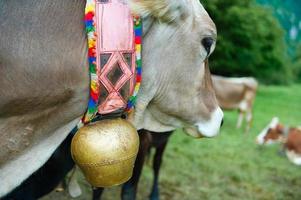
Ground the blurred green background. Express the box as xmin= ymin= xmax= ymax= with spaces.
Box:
xmin=202 ymin=0 xmax=301 ymax=84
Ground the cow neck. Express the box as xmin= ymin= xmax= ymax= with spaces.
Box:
xmin=80 ymin=0 xmax=142 ymax=127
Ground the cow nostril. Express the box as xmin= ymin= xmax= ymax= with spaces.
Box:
xmin=202 ymin=37 xmax=214 ymax=55
xmin=220 ymin=119 xmax=224 ymax=127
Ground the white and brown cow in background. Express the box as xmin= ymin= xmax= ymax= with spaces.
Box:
xmin=256 ymin=117 xmax=301 ymax=166
xmin=212 ymin=75 xmax=258 ymax=132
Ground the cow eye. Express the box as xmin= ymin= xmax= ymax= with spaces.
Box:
xmin=201 ymin=37 xmax=215 ymax=57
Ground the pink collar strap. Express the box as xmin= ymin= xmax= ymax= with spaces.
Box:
xmin=82 ymin=0 xmax=142 ymax=125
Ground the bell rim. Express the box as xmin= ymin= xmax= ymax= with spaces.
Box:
xmin=88 ymin=173 xmax=133 ymax=188
xmin=73 ymin=153 xmax=138 ymax=167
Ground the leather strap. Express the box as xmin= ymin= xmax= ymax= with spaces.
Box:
xmin=96 ymin=0 xmax=136 ymax=115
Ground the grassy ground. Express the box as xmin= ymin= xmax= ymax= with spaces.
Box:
xmin=43 ymin=84 xmax=301 ymax=200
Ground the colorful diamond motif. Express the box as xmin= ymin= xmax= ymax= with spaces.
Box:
xmin=106 ymin=62 xmax=124 ymax=86
xmin=98 ymin=52 xmax=134 ymax=114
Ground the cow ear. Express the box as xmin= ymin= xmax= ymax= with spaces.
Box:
xmin=129 ymin=0 xmax=188 ymax=23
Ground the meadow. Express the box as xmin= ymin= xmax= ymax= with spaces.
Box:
xmin=43 ymin=84 xmax=301 ymax=200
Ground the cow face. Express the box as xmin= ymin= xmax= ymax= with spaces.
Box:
xmin=129 ymin=0 xmax=223 ymax=138
xmin=263 ymin=125 xmax=284 ymax=143
xmin=256 ymin=117 xmax=285 ymax=145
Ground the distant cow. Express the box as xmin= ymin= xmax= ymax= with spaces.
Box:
xmin=256 ymin=117 xmax=301 ymax=165
xmin=212 ymin=75 xmax=258 ymax=132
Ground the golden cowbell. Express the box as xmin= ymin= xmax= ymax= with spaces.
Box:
xmin=71 ymin=118 xmax=139 ymax=187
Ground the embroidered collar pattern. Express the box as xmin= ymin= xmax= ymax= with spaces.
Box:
xmin=82 ymin=0 xmax=142 ymax=125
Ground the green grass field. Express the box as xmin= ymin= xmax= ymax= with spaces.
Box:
xmin=43 ymin=84 xmax=301 ymax=200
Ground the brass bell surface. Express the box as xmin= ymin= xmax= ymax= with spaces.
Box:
xmin=71 ymin=118 xmax=139 ymax=187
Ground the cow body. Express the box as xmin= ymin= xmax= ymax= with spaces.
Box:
xmin=284 ymin=129 xmax=301 ymax=165
xmin=2 ymin=130 xmax=76 ymax=200
xmin=0 ymin=0 xmax=222 ymax=196
xmin=212 ymin=75 xmax=258 ymax=131
xmin=0 ymin=0 xmax=89 ymax=195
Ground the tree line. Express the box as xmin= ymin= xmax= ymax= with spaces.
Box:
xmin=202 ymin=0 xmax=301 ymax=84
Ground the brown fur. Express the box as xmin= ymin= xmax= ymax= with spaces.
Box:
xmin=263 ymin=124 xmax=285 ymax=143
xmin=285 ymin=129 xmax=301 ymax=154
xmin=0 ymin=0 xmax=89 ymax=169
xmin=262 ymin=124 xmax=301 ymax=154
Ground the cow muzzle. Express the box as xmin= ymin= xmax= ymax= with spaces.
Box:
xmin=184 ymin=107 xmax=224 ymax=138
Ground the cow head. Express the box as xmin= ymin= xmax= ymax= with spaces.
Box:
xmin=256 ymin=117 xmax=285 ymax=145
xmin=129 ymin=0 xmax=223 ymax=138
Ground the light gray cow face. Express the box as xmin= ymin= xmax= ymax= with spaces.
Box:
xmin=129 ymin=0 xmax=223 ymax=138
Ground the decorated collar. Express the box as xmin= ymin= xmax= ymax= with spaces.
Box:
xmin=80 ymin=0 xmax=142 ymax=126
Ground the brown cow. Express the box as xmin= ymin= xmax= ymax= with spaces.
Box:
xmin=212 ymin=75 xmax=258 ymax=132
xmin=256 ymin=117 xmax=301 ymax=165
